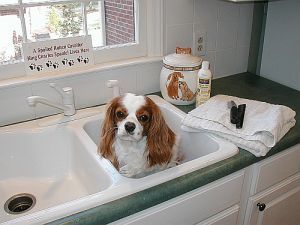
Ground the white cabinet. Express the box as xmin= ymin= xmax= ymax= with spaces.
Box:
xmin=243 ymin=144 xmax=300 ymax=225
xmin=244 ymin=173 xmax=300 ymax=225
xmin=111 ymin=171 xmax=244 ymax=225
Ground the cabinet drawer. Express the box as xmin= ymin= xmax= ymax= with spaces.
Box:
xmin=111 ymin=171 xmax=244 ymax=225
xmin=196 ymin=205 xmax=239 ymax=225
xmin=251 ymin=144 xmax=300 ymax=194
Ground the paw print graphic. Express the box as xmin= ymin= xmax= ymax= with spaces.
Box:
xmin=46 ymin=61 xmax=52 ymax=67
xmin=62 ymin=58 xmax=68 ymax=65
xmin=36 ymin=65 xmax=43 ymax=71
xmin=83 ymin=58 xmax=89 ymax=64
xmin=29 ymin=63 xmax=36 ymax=70
xmin=77 ymin=56 xmax=83 ymax=62
xmin=53 ymin=62 xmax=59 ymax=69
xmin=68 ymin=59 xmax=74 ymax=66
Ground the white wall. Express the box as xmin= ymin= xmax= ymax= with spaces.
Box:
xmin=165 ymin=0 xmax=253 ymax=78
xmin=260 ymin=0 xmax=300 ymax=91
xmin=0 ymin=0 xmax=254 ymax=126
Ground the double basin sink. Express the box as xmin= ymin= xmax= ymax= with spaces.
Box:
xmin=0 ymin=95 xmax=238 ymax=224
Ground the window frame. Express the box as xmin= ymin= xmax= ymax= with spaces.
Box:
xmin=0 ymin=0 xmax=154 ymax=80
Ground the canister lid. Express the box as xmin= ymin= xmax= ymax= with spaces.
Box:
xmin=163 ymin=47 xmax=202 ymax=67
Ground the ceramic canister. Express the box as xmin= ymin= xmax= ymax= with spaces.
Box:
xmin=160 ymin=47 xmax=202 ymax=105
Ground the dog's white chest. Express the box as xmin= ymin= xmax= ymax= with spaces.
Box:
xmin=114 ymin=137 xmax=148 ymax=168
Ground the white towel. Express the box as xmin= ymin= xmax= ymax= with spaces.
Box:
xmin=181 ymin=95 xmax=296 ymax=157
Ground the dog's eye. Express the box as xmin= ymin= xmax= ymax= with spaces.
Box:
xmin=139 ymin=115 xmax=149 ymax=122
xmin=116 ymin=111 xmax=125 ymax=119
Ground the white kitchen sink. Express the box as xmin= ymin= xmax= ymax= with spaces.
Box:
xmin=0 ymin=95 xmax=238 ymax=225
xmin=0 ymin=126 xmax=112 ymax=224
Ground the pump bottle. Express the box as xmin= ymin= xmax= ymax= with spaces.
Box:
xmin=196 ymin=61 xmax=212 ymax=107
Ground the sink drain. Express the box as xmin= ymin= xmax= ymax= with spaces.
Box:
xmin=4 ymin=193 xmax=36 ymax=214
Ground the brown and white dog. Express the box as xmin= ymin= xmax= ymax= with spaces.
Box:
xmin=98 ymin=93 xmax=181 ymax=178
xmin=166 ymin=72 xmax=184 ymax=99
xmin=178 ymin=81 xmax=195 ymax=101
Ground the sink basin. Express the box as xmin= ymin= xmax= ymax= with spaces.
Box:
xmin=0 ymin=95 xmax=238 ymax=224
xmin=0 ymin=126 xmax=112 ymax=224
xmin=83 ymin=95 xmax=238 ymax=173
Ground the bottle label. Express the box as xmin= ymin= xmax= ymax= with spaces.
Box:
xmin=196 ymin=78 xmax=211 ymax=106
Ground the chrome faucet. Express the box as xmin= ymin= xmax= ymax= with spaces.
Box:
xmin=27 ymin=83 xmax=76 ymax=116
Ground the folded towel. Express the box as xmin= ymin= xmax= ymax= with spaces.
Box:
xmin=181 ymin=95 xmax=296 ymax=157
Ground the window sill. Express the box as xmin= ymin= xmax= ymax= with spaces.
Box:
xmin=0 ymin=56 xmax=163 ymax=89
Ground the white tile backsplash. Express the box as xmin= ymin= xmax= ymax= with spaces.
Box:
xmin=165 ymin=0 xmax=253 ymax=78
xmin=0 ymin=85 xmax=35 ymax=126
xmin=216 ymin=20 xmax=238 ymax=50
xmin=166 ymin=24 xmax=194 ymax=54
xmin=236 ymin=46 xmax=250 ymax=73
xmin=136 ymin=61 xmax=162 ymax=95
xmin=215 ymin=48 xmax=237 ymax=78
xmin=165 ymin=0 xmax=194 ymax=26
xmin=217 ymin=1 xmax=239 ymax=22
xmin=194 ymin=0 xmax=218 ymax=23
xmin=237 ymin=4 xmax=254 ymax=47
xmin=203 ymin=51 xmax=216 ymax=76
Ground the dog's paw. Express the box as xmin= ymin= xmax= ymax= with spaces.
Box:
xmin=77 ymin=56 xmax=83 ymax=62
xmin=119 ymin=165 xmax=136 ymax=178
xmin=36 ymin=65 xmax=43 ymax=71
xmin=46 ymin=61 xmax=52 ymax=67
xmin=83 ymin=57 xmax=89 ymax=64
xmin=68 ymin=59 xmax=74 ymax=66
xmin=29 ymin=63 xmax=36 ymax=70
xmin=53 ymin=62 xmax=59 ymax=69
xmin=62 ymin=58 xmax=68 ymax=65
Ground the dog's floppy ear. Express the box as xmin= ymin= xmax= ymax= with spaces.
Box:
xmin=98 ymin=96 xmax=121 ymax=169
xmin=145 ymin=97 xmax=176 ymax=167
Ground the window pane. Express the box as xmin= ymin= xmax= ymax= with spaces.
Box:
xmin=86 ymin=1 xmax=105 ymax=47
xmin=0 ymin=9 xmax=23 ymax=64
xmin=24 ymin=3 xmax=84 ymax=42
xmin=103 ymin=0 xmax=135 ymax=46
xmin=0 ymin=1 xmax=18 ymax=5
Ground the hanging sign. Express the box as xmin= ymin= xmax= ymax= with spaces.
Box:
xmin=23 ymin=35 xmax=94 ymax=75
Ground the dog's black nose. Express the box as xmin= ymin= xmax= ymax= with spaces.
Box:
xmin=125 ymin=122 xmax=136 ymax=133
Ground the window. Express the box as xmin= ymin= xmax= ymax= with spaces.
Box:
xmin=0 ymin=0 xmax=148 ymax=75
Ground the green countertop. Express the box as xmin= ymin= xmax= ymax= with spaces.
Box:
xmin=49 ymin=72 xmax=300 ymax=225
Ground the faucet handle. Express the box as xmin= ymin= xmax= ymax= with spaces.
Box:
xmin=49 ymin=83 xmax=74 ymax=105
xmin=49 ymin=83 xmax=72 ymax=95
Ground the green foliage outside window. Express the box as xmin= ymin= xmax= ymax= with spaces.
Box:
xmin=48 ymin=3 xmax=82 ymax=37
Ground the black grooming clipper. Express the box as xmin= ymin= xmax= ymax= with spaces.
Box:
xmin=228 ymin=101 xmax=246 ymax=129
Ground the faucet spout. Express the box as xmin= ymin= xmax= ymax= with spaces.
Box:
xmin=27 ymin=83 xmax=76 ymax=116
xmin=27 ymin=96 xmax=76 ymax=116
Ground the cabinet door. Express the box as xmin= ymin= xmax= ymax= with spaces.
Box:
xmin=245 ymin=173 xmax=300 ymax=225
